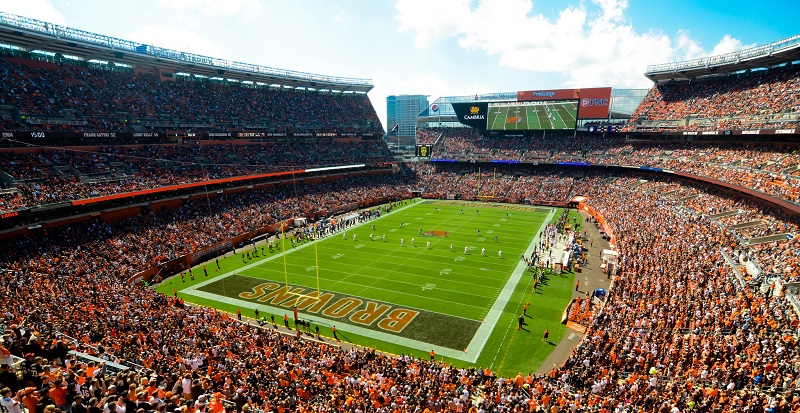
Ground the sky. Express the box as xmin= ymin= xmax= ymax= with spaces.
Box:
xmin=0 ymin=0 xmax=797 ymax=131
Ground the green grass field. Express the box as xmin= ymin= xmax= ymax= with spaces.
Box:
xmin=156 ymin=200 xmax=576 ymax=376
xmin=487 ymin=102 xmax=577 ymax=130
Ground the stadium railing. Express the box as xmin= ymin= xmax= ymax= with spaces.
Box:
xmin=720 ymin=249 xmax=747 ymax=289
xmin=0 ymin=11 xmax=374 ymax=89
xmin=67 ymin=350 xmax=130 ymax=375
xmin=645 ymin=33 xmax=800 ymax=74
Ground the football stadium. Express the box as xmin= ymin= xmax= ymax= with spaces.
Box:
xmin=1 ymin=8 xmax=800 ymax=413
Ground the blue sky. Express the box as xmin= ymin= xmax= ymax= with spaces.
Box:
xmin=0 ymin=0 xmax=796 ymax=131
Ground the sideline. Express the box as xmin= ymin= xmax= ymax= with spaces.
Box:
xmin=464 ymin=207 xmax=556 ymax=361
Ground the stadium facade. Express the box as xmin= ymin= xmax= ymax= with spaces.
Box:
xmin=0 ymin=11 xmax=385 ymax=139
xmin=0 ymin=12 xmax=374 ymax=93
xmin=3 ymin=11 xmax=800 ymax=412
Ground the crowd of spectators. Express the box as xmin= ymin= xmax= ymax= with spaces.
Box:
xmin=622 ymin=65 xmax=800 ymax=132
xmin=6 ymin=127 xmax=800 ymax=223
xmin=417 ymin=128 xmax=630 ymax=163
xmin=412 ymin=129 xmax=800 ymax=207
xmin=410 ymin=163 xmax=577 ymax=204
xmin=431 ymin=128 xmax=486 ymax=157
xmin=557 ymin=172 xmax=800 ymax=411
xmin=0 ymin=140 xmax=392 ymax=212
xmin=680 ymin=187 xmax=800 ymax=287
xmin=0 ymin=56 xmax=383 ymax=135
xmin=611 ymin=142 xmax=800 ymax=204
xmin=1 ymin=166 xmax=800 ymax=412
xmin=415 ymin=128 xmax=440 ymax=145
xmin=8 ymin=129 xmax=800 ymax=215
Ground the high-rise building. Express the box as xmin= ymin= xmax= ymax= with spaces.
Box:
xmin=386 ymin=94 xmax=428 ymax=145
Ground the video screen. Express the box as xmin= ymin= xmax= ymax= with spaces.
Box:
xmin=486 ymin=101 xmax=577 ymax=130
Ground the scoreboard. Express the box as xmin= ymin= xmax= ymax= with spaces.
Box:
xmin=451 ymin=87 xmax=611 ymax=131
xmin=452 ymin=100 xmax=578 ymax=131
xmin=416 ymin=144 xmax=432 ymax=157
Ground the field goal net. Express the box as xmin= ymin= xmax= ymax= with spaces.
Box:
xmin=280 ymin=220 xmax=322 ymax=306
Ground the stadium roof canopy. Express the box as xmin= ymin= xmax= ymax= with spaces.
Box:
xmin=645 ymin=34 xmax=800 ymax=82
xmin=0 ymin=11 xmax=374 ymax=93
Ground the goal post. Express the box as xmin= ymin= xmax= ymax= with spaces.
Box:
xmin=281 ymin=220 xmax=322 ymax=306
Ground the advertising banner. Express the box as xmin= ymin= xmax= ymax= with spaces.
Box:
xmin=451 ymin=102 xmax=489 ymax=129
xmin=517 ymin=87 xmax=612 ymax=119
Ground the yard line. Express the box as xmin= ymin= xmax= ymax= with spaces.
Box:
xmin=525 ymin=106 xmax=535 ymax=129
xmin=244 ymin=264 xmax=502 ymax=301
xmin=562 ymin=103 xmax=577 ymax=122
xmin=295 ymin=255 xmax=509 ymax=284
xmin=235 ymin=271 xmax=491 ymax=313
xmin=309 ymin=244 xmax=524 ymax=274
xmin=320 ymin=236 xmax=531 ymax=254
xmin=312 ymin=250 xmax=517 ymax=274
xmin=489 ymin=107 xmax=498 ymax=130
xmin=532 ymin=105 xmax=542 ymax=129
xmin=536 ymin=105 xmax=549 ymax=129
xmin=184 ymin=199 xmax=425 ymax=291
xmin=552 ymin=103 xmax=568 ymax=129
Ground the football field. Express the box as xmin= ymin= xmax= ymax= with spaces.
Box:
xmin=487 ymin=102 xmax=577 ymax=130
xmin=158 ymin=200 xmax=576 ymax=376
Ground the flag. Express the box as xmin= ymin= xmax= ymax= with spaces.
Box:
xmin=390 ymin=124 xmax=399 ymax=133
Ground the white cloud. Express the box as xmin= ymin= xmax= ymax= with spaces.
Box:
xmin=157 ymin=0 xmax=261 ymax=17
xmin=395 ymin=0 xmax=474 ymax=48
xmin=395 ymin=0 xmax=751 ymax=88
xmin=126 ymin=26 xmax=229 ymax=60
xmin=674 ymin=30 xmax=707 ymax=61
xmin=0 ymin=0 xmax=66 ymax=25
xmin=594 ymin=0 xmax=628 ymax=22
xmin=711 ymin=34 xmax=754 ymax=56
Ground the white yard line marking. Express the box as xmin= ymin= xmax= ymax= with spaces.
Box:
xmin=185 ymin=200 xmax=423 ymax=291
xmin=237 ymin=270 xmax=491 ymax=312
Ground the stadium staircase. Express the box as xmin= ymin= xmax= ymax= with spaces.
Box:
xmin=660 ymin=183 xmax=800 ymax=325
xmin=432 ymin=131 xmax=444 ymax=147
xmin=108 ymin=161 xmax=134 ymax=176
xmin=625 ymin=88 xmax=662 ymax=129
xmin=0 ymin=170 xmax=13 ymax=186
xmin=52 ymin=164 xmax=79 ymax=180
xmin=640 ymin=92 xmax=663 ymax=119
